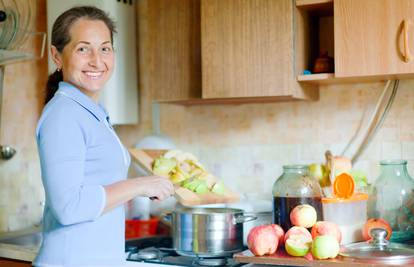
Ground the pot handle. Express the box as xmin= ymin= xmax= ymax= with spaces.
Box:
xmin=159 ymin=212 xmax=172 ymax=226
xmin=234 ymin=214 xmax=257 ymax=224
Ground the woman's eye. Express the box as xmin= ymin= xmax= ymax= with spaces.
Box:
xmin=101 ymin=46 xmax=113 ymax=53
xmin=77 ymin=46 xmax=89 ymax=53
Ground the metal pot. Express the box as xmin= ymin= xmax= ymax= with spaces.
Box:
xmin=163 ymin=207 xmax=256 ymax=258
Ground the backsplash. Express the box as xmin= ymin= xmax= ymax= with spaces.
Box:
xmin=1 ymin=0 xmax=414 ymax=233
xmin=118 ymin=80 xmax=414 ymax=200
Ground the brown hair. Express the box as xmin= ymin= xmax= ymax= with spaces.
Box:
xmin=45 ymin=6 xmax=116 ymax=104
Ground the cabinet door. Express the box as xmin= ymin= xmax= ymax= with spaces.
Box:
xmin=201 ymin=0 xmax=293 ymax=98
xmin=148 ymin=0 xmax=202 ymax=101
xmin=335 ymin=0 xmax=414 ymax=77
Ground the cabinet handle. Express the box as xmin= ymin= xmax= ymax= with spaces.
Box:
xmin=403 ymin=19 xmax=411 ymax=63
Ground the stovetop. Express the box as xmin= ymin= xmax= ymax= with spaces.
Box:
xmin=125 ymin=236 xmax=244 ymax=267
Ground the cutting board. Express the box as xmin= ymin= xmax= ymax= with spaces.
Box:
xmin=234 ymin=249 xmax=414 ymax=267
xmin=129 ymin=148 xmax=240 ymax=206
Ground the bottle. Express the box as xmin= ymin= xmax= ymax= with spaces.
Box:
xmin=272 ymin=165 xmax=323 ymax=231
xmin=368 ymin=160 xmax=414 ymax=242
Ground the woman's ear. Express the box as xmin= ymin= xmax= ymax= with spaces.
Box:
xmin=50 ymin=46 xmax=63 ymax=70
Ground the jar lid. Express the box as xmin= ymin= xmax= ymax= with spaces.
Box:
xmin=340 ymin=228 xmax=414 ymax=264
xmin=333 ymin=172 xmax=355 ymax=198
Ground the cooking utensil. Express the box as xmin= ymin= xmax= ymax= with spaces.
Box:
xmin=162 ymin=207 xmax=256 ymax=258
xmin=129 ymin=148 xmax=240 ymax=206
xmin=340 ymin=228 xmax=414 ymax=264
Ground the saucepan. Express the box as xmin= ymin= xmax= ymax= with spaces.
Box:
xmin=161 ymin=207 xmax=256 ymax=258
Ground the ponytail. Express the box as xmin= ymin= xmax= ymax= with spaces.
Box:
xmin=45 ymin=70 xmax=63 ymax=104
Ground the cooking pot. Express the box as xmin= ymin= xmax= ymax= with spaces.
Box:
xmin=162 ymin=207 xmax=256 ymax=258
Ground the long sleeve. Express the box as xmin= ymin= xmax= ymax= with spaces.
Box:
xmin=37 ymin=110 xmax=106 ymax=226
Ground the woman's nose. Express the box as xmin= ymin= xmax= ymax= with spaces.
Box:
xmin=88 ymin=49 xmax=102 ymax=67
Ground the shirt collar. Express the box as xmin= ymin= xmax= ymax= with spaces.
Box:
xmin=56 ymin=82 xmax=108 ymax=122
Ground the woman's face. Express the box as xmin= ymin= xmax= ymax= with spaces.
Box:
xmin=51 ymin=18 xmax=114 ymax=102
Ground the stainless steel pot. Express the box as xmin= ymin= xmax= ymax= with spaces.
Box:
xmin=163 ymin=207 xmax=256 ymax=258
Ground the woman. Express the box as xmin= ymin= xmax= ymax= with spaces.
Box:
xmin=34 ymin=6 xmax=174 ymax=267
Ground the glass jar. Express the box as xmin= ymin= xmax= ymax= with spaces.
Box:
xmin=368 ymin=160 xmax=414 ymax=242
xmin=272 ymin=165 xmax=323 ymax=231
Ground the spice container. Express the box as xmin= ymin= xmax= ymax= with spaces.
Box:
xmin=322 ymin=193 xmax=368 ymax=244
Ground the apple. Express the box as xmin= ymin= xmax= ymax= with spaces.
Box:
xmin=311 ymin=235 xmax=340 ymax=259
xmin=247 ymin=225 xmax=279 ymax=256
xmin=290 ymin=204 xmax=317 ymax=228
xmin=311 ymin=221 xmax=342 ymax=243
xmin=284 ymin=226 xmax=312 ymax=244
xmin=285 ymin=234 xmax=312 ymax=257
xmin=362 ymin=218 xmax=392 ymax=241
xmin=271 ymin=224 xmax=285 ymax=246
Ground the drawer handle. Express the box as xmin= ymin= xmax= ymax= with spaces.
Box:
xmin=403 ymin=19 xmax=411 ymax=63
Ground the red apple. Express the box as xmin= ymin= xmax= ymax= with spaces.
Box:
xmin=362 ymin=218 xmax=392 ymax=241
xmin=247 ymin=225 xmax=279 ymax=256
xmin=311 ymin=221 xmax=342 ymax=243
xmin=271 ymin=224 xmax=285 ymax=246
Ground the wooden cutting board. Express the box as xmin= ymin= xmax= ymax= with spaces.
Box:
xmin=234 ymin=249 xmax=413 ymax=267
xmin=128 ymin=148 xmax=240 ymax=206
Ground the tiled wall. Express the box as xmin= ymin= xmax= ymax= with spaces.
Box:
xmin=118 ymin=80 xmax=414 ymax=200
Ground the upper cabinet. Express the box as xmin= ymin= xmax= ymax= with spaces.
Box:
xmin=201 ymin=0 xmax=316 ymax=100
xmin=148 ymin=0 xmax=318 ymax=104
xmin=335 ymin=0 xmax=414 ymax=77
xmin=297 ymin=0 xmax=414 ymax=84
xmin=149 ymin=0 xmax=202 ymax=101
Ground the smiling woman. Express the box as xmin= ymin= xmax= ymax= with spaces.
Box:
xmin=34 ymin=6 xmax=174 ymax=267
xmin=51 ymin=19 xmax=114 ymax=102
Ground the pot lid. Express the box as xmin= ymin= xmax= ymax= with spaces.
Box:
xmin=340 ymin=228 xmax=414 ymax=264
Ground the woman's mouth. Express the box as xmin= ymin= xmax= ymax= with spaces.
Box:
xmin=83 ymin=71 xmax=105 ymax=80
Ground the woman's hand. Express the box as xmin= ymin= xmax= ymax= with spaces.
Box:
xmin=135 ymin=175 xmax=174 ymax=201
xmin=103 ymin=175 xmax=174 ymax=213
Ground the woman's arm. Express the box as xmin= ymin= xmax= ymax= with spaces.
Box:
xmin=102 ymin=175 xmax=174 ymax=213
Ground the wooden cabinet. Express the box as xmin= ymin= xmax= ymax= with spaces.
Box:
xmin=201 ymin=0 xmax=317 ymax=100
xmin=145 ymin=0 xmax=317 ymax=103
xmin=335 ymin=0 xmax=414 ymax=77
xmin=146 ymin=0 xmax=202 ymax=102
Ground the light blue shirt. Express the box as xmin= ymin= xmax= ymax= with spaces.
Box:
xmin=34 ymin=82 xmax=131 ymax=267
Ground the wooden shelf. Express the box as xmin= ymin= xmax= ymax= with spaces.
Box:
xmin=296 ymin=0 xmax=333 ymax=7
xmin=296 ymin=0 xmax=333 ymax=16
xmin=297 ymin=73 xmax=411 ymax=85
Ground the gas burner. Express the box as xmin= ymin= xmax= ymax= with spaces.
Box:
xmin=136 ymin=248 xmax=161 ymax=260
xmin=125 ymin=236 xmax=243 ymax=266
xmin=196 ymin=257 xmax=228 ymax=266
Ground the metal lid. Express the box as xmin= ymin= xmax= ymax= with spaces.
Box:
xmin=340 ymin=228 xmax=414 ymax=264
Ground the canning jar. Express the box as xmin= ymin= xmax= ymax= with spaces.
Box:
xmin=272 ymin=165 xmax=323 ymax=231
xmin=368 ymin=160 xmax=414 ymax=242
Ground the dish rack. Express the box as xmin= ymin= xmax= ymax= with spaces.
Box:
xmin=0 ymin=0 xmax=46 ymax=160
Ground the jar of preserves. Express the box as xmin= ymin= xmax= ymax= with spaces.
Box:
xmin=272 ymin=165 xmax=323 ymax=231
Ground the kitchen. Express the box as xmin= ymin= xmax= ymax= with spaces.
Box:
xmin=1 ymin=0 xmax=414 ymax=266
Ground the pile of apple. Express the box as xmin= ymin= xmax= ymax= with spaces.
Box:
xmin=247 ymin=204 xmax=342 ymax=260
xmin=152 ymin=150 xmax=225 ymax=194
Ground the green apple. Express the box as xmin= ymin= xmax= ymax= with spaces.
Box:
xmin=211 ymin=181 xmax=226 ymax=195
xmin=285 ymin=234 xmax=312 ymax=257
xmin=311 ymin=235 xmax=340 ymax=259
xmin=309 ymin=163 xmax=330 ymax=187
